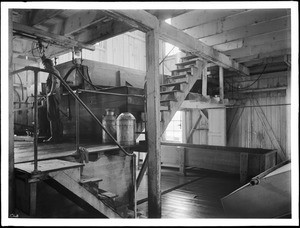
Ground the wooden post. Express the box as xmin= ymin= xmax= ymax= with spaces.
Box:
xmin=75 ymin=90 xmax=80 ymax=152
xmin=8 ymin=9 xmax=15 ymax=216
xmin=146 ymin=29 xmax=161 ymax=218
xmin=219 ymin=66 xmax=224 ymax=100
xmin=202 ymin=64 xmax=207 ymax=96
xmin=33 ymin=71 xmax=39 ymax=172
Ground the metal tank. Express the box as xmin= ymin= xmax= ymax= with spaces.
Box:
xmin=116 ymin=112 xmax=136 ymax=146
xmin=102 ymin=109 xmax=116 ymax=143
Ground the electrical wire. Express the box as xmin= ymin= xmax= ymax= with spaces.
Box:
xmin=225 ymin=64 xmax=268 ymax=91
xmin=159 ymin=46 xmax=176 ymax=65
xmin=15 ymin=73 xmax=24 ymax=100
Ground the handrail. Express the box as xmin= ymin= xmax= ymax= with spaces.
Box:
xmin=10 ymin=66 xmax=134 ymax=157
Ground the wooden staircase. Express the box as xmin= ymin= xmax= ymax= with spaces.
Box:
xmin=160 ymin=55 xmax=205 ymax=134
xmin=136 ymin=55 xmax=206 ymax=190
xmin=48 ymin=166 xmax=122 ymax=218
xmin=15 ymin=157 xmax=134 ymax=218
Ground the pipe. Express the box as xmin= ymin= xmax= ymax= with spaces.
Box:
xmin=78 ymin=89 xmax=145 ymax=98
xmin=11 ymin=66 xmax=133 ymax=157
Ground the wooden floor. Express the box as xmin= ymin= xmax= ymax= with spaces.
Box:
xmin=14 ymin=138 xmax=242 ymax=218
xmin=137 ymin=167 xmax=242 ymax=218
xmin=14 ymin=137 xmax=122 ymax=164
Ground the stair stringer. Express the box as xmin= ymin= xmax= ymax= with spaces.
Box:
xmin=160 ymin=60 xmax=205 ymax=135
xmin=48 ymin=169 xmax=122 ymax=218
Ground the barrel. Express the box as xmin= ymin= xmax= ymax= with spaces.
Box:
xmin=116 ymin=112 xmax=136 ymax=146
xmin=102 ymin=109 xmax=116 ymax=143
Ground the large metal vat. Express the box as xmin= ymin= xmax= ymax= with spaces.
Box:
xmin=116 ymin=112 xmax=136 ymax=146
xmin=102 ymin=109 xmax=116 ymax=143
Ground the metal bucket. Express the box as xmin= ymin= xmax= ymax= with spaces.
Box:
xmin=116 ymin=112 xmax=136 ymax=146
xmin=102 ymin=109 xmax=116 ymax=143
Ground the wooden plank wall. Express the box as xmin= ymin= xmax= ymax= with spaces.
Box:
xmin=55 ymin=59 xmax=146 ymax=88
xmin=57 ymin=30 xmax=146 ymax=71
xmin=226 ymin=70 xmax=289 ymax=159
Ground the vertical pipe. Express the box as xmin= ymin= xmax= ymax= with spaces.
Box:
xmin=75 ymin=90 xmax=80 ymax=152
xmin=33 ymin=71 xmax=39 ymax=172
xmin=219 ymin=66 xmax=224 ymax=100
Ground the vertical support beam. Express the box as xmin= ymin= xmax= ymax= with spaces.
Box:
xmin=8 ymin=9 xmax=15 ymax=216
xmin=75 ymin=90 xmax=80 ymax=152
xmin=219 ymin=66 xmax=224 ymax=100
xmin=33 ymin=71 xmax=39 ymax=172
xmin=286 ymin=70 xmax=291 ymax=159
xmin=202 ymin=63 xmax=207 ymax=96
xmin=146 ymin=29 xmax=161 ymax=218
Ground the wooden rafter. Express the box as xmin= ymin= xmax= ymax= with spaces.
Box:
xmin=29 ymin=9 xmax=64 ymax=26
xmin=106 ymin=10 xmax=250 ymax=76
xmin=74 ymin=19 xmax=133 ymax=44
xmin=224 ymin=39 xmax=291 ymax=60
xmin=171 ymin=9 xmax=249 ymax=30
xmin=13 ymin=22 xmax=95 ymax=52
xmin=62 ymin=11 xmax=109 ymax=36
xmin=184 ymin=9 xmax=290 ymax=40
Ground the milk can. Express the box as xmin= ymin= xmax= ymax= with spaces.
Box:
xmin=116 ymin=112 xmax=136 ymax=146
xmin=102 ymin=109 xmax=116 ymax=143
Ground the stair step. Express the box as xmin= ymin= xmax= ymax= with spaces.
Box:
xmin=172 ymin=67 xmax=192 ymax=74
xmin=160 ymin=106 xmax=170 ymax=111
xmin=160 ymin=99 xmax=176 ymax=103
xmin=160 ymin=90 xmax=183 ymax=95
xmin=98 ymin=191 xmax=118 ymax=199
xmin=176 ymin=59 xmax=198 ymax=67
xmin=80 ymin=177 xmax=103 ymax=185
xmin=181 ymin=55 xmax=199 ymax=62
xmin=160 ymin=81 xmax=187 ymax=88
xmin=166 ymin=74 xmax=190 ymax=80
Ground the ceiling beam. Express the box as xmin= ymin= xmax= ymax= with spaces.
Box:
xmin=213 ymin=29 xmax=291 ymax=52
xmin=184 ymin=9 xmax=290 ymax=40
xmin=171 ymin=9 xmax=248 ymax=30
xmin=243 ymin=54 xmax=291 ymax=67
xmin=235 ymin=49 xmax=291 ymax=63
xmin=103 ymin=10 xmax=159 ymax=32
xmin=107 ymin=10 xmax=249 ymax=76
xmin=29 ymin=9 xmax=64 ymax=26
xmin=199 ymin=16 xmax=290 ymax=47
xmin=62 ymin=10 xmax=109 ymax=36
xmin=13 ymin=22 xmax=95 ymax=51
xmin=158 ymin=22 xmax=249 ymax=76
xmin=74 ymin=19 xmax=133 ymax=45
xmin=224 ymin=39 xmax=291 ymax=59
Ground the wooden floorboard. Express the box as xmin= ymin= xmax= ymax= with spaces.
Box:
xmin=14 ymin=139 xmax=122 ymax=164
xmin=137 ymin=168 xmax=242 ymax=218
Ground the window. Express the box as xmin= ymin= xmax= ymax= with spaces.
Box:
xmin=163 ymin=111 xmax=183 ymax=142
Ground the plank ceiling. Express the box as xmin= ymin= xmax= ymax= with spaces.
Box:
xmin=11 ymin=9 xmax=291 ymax=76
